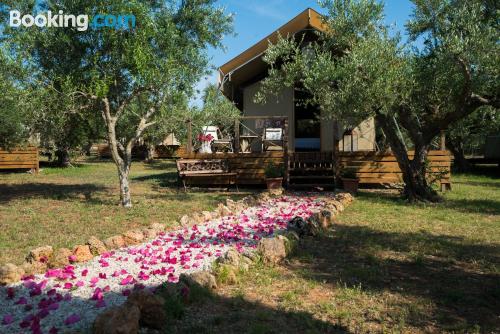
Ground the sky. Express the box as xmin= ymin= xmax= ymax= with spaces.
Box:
xmin=192 ymin=0 xmax=416 ymax=106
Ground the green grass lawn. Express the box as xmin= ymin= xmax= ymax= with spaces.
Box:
xmin=169 ymin=169 xmax=500 ymax=334
xmin=0 ymin=161 xmax=498 ymax=333
xmin=0 ymin=159 xmax=247 ymax=265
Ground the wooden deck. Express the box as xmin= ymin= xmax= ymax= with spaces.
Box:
xmin=0 ymin=147 xmax=39 ymax=173
xmin=339 ymin=150 xmax=452 ymax=184
xmin=179 ymin=150 xmax=451 ymax=187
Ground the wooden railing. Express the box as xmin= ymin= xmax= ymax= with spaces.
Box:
xmin=0 ymin=147 xmax=39 ymax=173
xmin=339 ymin=150 xmax=452 ymax=185
xmin=185 ymin=116 xmax=289 ymax=154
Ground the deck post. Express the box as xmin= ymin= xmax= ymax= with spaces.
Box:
xmin=440 ymin=130 xmax=446 ymax=151
xmin=186 ymin=119 xmax=193 ymax=153
xmin=234 ymin=119 xmax=240 ymax=153
xmin=283 ymin=116 xmax=289 ymax=187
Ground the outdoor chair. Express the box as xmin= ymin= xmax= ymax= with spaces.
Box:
xmin=262 ymin=128 xmax=284 ymax=151
xmin=202 ymin=126 xmax=234 ymax=153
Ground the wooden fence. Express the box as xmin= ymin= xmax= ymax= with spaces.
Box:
xmin=93 ymin=144 xmax=182 ymax=159
xmin=339 ymin=150 xmax=452 ymax=185
xmin=0 ymin=147 xmax=39 ymax=173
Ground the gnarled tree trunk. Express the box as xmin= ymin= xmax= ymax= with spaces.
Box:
xmin=145 ymin=143 xmax=155 ymax=163
xmin=376 ymin=113 xmax=441 ymax=203
xmin=446 ymin=136 xmax=470 ymax=172
xmin=55 ymin=147 xmax=72 ymax=168
xmin=117 ymin=164 xmax=132 ymax=208
xmin=99 ymin=95 xmax=157 ymax=208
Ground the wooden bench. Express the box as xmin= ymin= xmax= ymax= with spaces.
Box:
xmin=176 ymin=159 xmax=238 ymax=192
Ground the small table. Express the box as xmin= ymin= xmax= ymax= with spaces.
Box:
xmin=239 ymin=135 xmax=259 ymax=153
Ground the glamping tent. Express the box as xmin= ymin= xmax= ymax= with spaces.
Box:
xmin=218 ymin=8 xmax=376 ymax=153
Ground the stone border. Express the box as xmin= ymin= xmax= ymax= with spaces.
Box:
xmin=0 ymin=191 xmax=283 ymax=286
xmin=91 ymin=191 xmax=354 ymax=333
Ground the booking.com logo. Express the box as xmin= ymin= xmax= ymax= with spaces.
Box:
xmin=9 ymin=10 xmax=136 ymax=31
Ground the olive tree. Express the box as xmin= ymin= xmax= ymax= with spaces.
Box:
xmin=3 ymin=0 xmax=233 ymax=207
xmin=257 ymin=0 xmax=499 ymax=202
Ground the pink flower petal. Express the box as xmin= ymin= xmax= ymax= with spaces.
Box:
xmin=64 ymin=314 xmax=80 ymax=325
xmin=2 ymin=314 xmax=14 ymax=325
xmin=95 ymin=300 xmax=106 ymax=308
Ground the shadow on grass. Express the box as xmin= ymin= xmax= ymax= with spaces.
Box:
xmin=357 ymin=189 xmax=500 ymax=215
xmin=132 ymin=172 xmax=179 ymax=188
xmin=160 ymin=281 xmax=350 ymax=334
xmin=0 ymin=277 xmax=349 ymax=334
xmin=453 ymin=180 xmax=500 ymax=189
xmin=289 ymin=225 xmax=500 ymax=332
xmin=141 ymin=160 xmax=177 ymax=171
xmin=443 ymin=198 xmax=500 ymax=215
xmin=0 ymin=183 xmax=108 ymax=204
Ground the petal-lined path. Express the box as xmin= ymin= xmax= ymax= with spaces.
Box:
xmin=0 ymin=194 xmax=328 ymax=334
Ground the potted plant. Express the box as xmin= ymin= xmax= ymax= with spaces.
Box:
xmin=340 ymin=168 xmax=359 ymax=194
xmin=197 ymin=133 xmax=214 ymax=153
xmin=264 ymin=162 xmax=285 ymax=190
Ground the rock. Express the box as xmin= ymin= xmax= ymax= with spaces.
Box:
xmin=20 ymin=261 xmax=47 ymax=276
xmin=287 ymin=216 xmax=309 ymax=237
xmin=336 ymin=192 xmax=354 ymax=205
xmin=319 ymin=210 xmax=335 ymax=229
xmin=122 ymin=230 xmax=145 ymax=246
xmin=181 ymin=271 xmax=218 ymax=290
xmin=72 ymin=245 xmax=93 ymax=262
xmin=324 ymin=203 xmax=339 ymax=216
xmin=93 ymin=303 xmax=141 ymax=334
xmin=240 ymin=255 xmax=254 ymax=266
xmin=48 ymin=248 xmax=72 ymax=268
xmin=150 ymin=223 xmax=164 ymax=233
xmin=142 ymin=228 xmax=158 ymax=240
xmin=26 ymin=246 xmax=53 ymax=264
xmin=210 ymin=210 xmax=220 ymax=219
xmin=241 ymin=195 xmax=259 ymax=207
xmin=283 ymin=230 xmax=300 ymax=241
xmin=258 ymin=192 xmax=271 ymax=203
xmin=226 ymin=269 xmax=238 ymax=285
xmin=179 ymin=215 xmax=190 ymax=227
xmin=242 ymin=250 xmax=259 ymax=262
xmin=87 ymin=236 xmax=107 ymax=256
xmin=268 ymin=188 xmax=284 ymax=196
xmin=257 ymin=237 xmax=286 ymax=264
xmin=201 ymin=211 xmax=212 ymax=221
xmin=126 ymin=290 xmax=167 ymax=330
xmin=306 ymin=213 xmax=322 ymax=236
xmin=217 ymin=203 xmax=232 ymax=217
xmin=226 ymin=199 xmax=245 ymax=214
xmin=226 ymin=199 xmax=236 ymax=210
xmin=190 ymin=213 xmax=205 ymax=224
xmin=0 ymin=263 xmax=25 ymax=285
xmin=329 ymin=200 xmax=344 ymax=213
xmin=219 ymin=249 xmax=240 ymax=267
xmin=104 ymin=235 xmax=126 ymax=249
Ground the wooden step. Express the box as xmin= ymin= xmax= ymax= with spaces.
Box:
xmin=289 ymin=167 xmax=334 ymax=172
xmin=287 ymin=183 xmax=336 ymax=189
xmin=289 ymin=175 xmax=335 ymax=180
